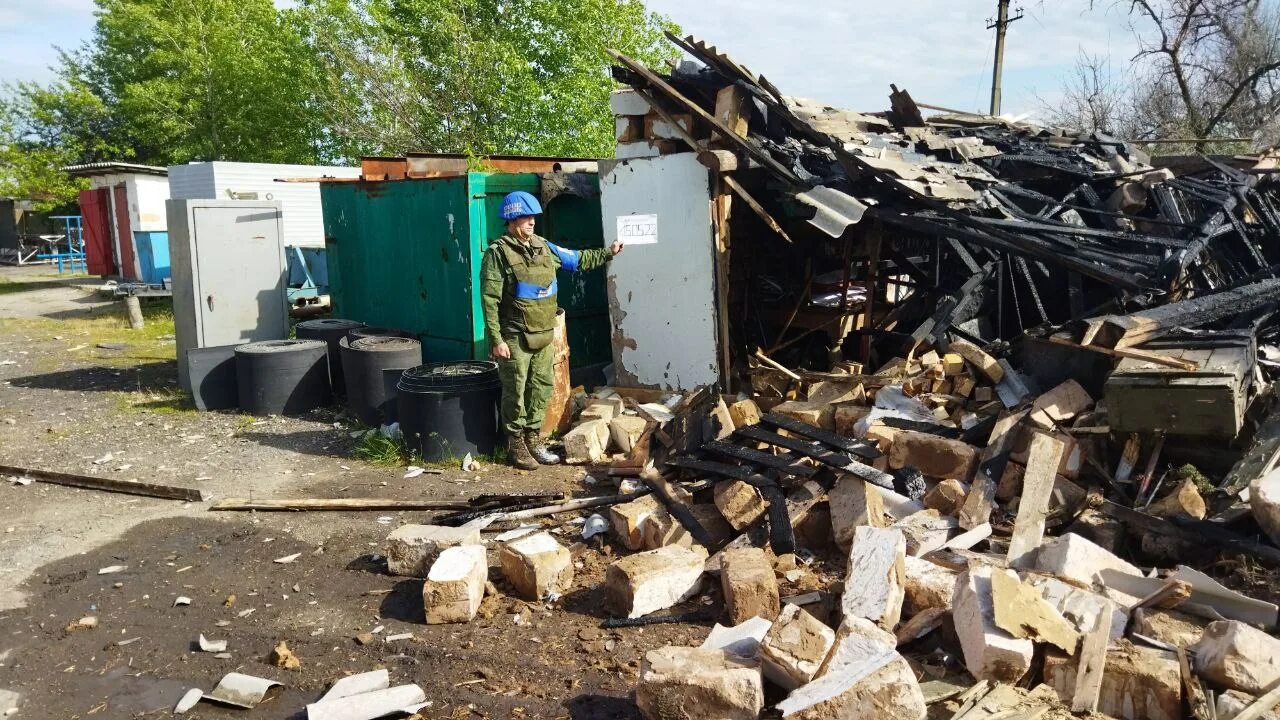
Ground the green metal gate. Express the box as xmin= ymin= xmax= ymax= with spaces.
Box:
xmin=322 ymin=172 xmax=611 ymax=369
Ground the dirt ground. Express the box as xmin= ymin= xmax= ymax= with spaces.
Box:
xmin=0 ymin=266 xmax=715 ymax=718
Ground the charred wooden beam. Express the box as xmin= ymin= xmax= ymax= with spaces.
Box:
xmin=733 ymin=426 xmax=895 ymax=490
xmin=760 ymin=412 xmax=881 ymax=459
xmin=702 ymin=440 xmax=820 ymax=477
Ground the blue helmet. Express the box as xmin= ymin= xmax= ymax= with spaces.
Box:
xmin=500 ymin=191 xmax=542 ymax=220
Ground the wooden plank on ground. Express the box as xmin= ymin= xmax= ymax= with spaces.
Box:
xmin=959 ymin=410 xmax=1027 ymax=530
xmin=1071 ymin=607 xmax=1111 ymax=713
xmin=1177 ymin=646 xmax=1213 ymax=720
xmin=0 ymin=463 xmax=206 ymax=502
xmin=1006 ymin=431 xmax=1065 ymax=567
xmin=211 ymin=497 xmax=474 ymax=511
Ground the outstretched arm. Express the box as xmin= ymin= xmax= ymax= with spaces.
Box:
xmin=547 ymin=241 xmax=623 ymax=272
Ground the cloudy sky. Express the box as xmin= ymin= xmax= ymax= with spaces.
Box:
xmin=1 ymin=0 xmax=1144 ymax=119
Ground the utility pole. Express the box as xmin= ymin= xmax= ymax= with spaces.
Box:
xmin=986 ymin=0 xmax=1023 ymax=116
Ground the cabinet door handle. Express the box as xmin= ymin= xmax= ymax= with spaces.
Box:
xmin=206 ymin=294 xmax=215 ymax=311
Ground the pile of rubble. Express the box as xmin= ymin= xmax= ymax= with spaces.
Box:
xmin=375 ymin=365 xmax=1280 ymax=720
xmin=384 ymin=32 xmax=1280 ymax=720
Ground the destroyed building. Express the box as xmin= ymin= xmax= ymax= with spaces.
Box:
xmin=493 ymin=33 xmax=1280 ymax=720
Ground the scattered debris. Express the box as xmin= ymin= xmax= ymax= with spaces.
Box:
xmin=173 ymin=688 xmax=202 ymax=714
xmin=197 ymin=634 xmax=227 ymax=653
xmin=269 ymin=640 xmax=301 ymax=670
xmin=203 ymin=673 xmax=281 ymax=709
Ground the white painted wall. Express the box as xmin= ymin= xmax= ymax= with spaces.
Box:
xmin=128 ymin=175 xmax=170 ymax=231
xmin=167 ymin=162 xmax=361 ymax=248
xmin=83 ymin=171 xmax=168 ymax=278
xmin=601 ymin=152 xmax=720 ymax=391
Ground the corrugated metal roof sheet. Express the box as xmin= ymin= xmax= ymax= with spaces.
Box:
xmin=63 ymin=161 xmax=167 ymax=177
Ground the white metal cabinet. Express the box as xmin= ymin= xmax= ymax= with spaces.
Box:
xmin=601 ymin=153 xmax=720 ymax=391
xmin=167 ymin=199 xmax=288 ymax=390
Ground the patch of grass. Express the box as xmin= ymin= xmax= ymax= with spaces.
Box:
xmin=112 ymin=388 xmax=197 ymax=416
xmin=233 ymin=414 xmax=257 ymax=432
xmin=0 ymin=272 xmax=92 ymax=295
xmin=354 ymin=431 xmax=412 ymax=467
xmin=1174 ymin=463 xmax=1214 ymax=495
xmin=0 ymin=298 xmax=177 ymax=368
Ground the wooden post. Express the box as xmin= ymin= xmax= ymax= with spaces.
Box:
xmin=860 ymin=221 xmax=882 ymax=362
xmin=713 ymin=180 xmax=733 ymax=394
xmin=124 ymin=294 xmax=144 ymax=329
xmin=1007 ymin=431 xmax=1066 ymax=568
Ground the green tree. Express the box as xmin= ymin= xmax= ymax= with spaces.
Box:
xmin=301 ymin=0 xmax=679 ymax=158
xmin=78 ymin=0 xmax=328 ymax=165
xmin=0 ymin=78 xmax=122 ymax=210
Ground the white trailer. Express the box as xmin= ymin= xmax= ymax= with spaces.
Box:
xmin=167 ymin=162 xmax=361 ymax=248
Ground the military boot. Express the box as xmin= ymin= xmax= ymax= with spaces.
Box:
xmin=525 ymin=431 xmax=561 ymax=465
xmin=507 ymin=433 xmax=538 ymax=471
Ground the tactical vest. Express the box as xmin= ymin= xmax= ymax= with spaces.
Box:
xmin=497 ymin=236 xmax=559 ymax=347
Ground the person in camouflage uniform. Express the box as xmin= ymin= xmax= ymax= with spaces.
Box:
xmin=480 ymin=191 xmax=623 ymax=470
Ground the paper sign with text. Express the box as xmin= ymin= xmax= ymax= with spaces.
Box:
xmin=616 ymin=214 xmax=658 ymax=245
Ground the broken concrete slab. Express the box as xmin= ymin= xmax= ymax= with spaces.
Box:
xmin=953 ymin=565 xmax=1035 ymax=683
xmin=701 ymin=616 xmax=773 ymax=658
xmin=949 ymin=339 xmax=1003 ymax=383
xmin=1027 ymin=573 xmax=1129 ymax=642
xmin=563 ymin=419 xmax=611 ymax=464
xmin=1191 ymin=619 xmax=1280 ymax=694
xmin=610 ymin=493 xmax=664 ymax=551
xmin=1218 ymin=689 xmax=1280 ymax=720
xmin=497 ymin=531 xmax=573 ymax=601
xmin=841 ymin=526 xmax=906 ymax=630
xmin=760 ymin=604 xmax=836 ymax=690
xmin=384 ymin=523 xmax=481 ymax=577
xmin=772 ymin=399 xmax=831 ymax=429
xmin=923 ymin=478 xmax=967 ymax=516
xmin=721 ymin=547 xmax=780 ymax=624
xmin=609 ymin=415 xmax=648 ymax=453
xmin=776 ymin=616 xmax=925 ymax=719
xmin=829 ymin=474 xmax=886 ymax=548
xmin=1029 ymin=379 xmax=1093 ymax=429
xmin=902 ymin=555 xmax=957 ymax=616
xmin=635 ymin=646 xmax=763 ymax=720
xmin=833 ymin=403 xmax=872 ymax=437
xmin=1250 ymin=467 xmax=1280 ymax=547
xmin=892 ymin=509 xmax=957 ymax=556
xmin=606 ymin=545 xmax=707 ymax=618
xmin=714 ymin=480 xmax=767 ymax=531
xmin=423 ymin=545 xmax=487 ymax=624
xmin=1042 ymin=641 xmax=1182 ymax=720
xmin=887 ymin=429 xmax=978 ymax=480
xmin=1034 ymin=532 xmax=1142 ymax=588
xmin=990 ymin=568 xmax=1081 ymax=653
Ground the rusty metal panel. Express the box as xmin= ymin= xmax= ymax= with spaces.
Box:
xmin=601 ymin=152 xmax=719 ymax=390
xmin=359 ymin=157 xmax=408 ymax=180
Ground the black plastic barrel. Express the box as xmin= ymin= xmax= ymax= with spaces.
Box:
xmin=348 ymin=326 xmax=412 ymax=342
xmin=296 ymin=318 xmax=365 ymax=395
xmin=235 ymin=339 xmax=331 ymax=415
xmin=340 ymin=335 xmax=423 ymax=426
xmin=398 ymin=361 xmax=501 ymax=462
